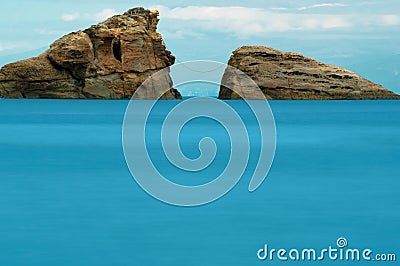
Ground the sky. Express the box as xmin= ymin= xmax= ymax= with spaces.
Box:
xmin=0 ymin=0 xmax=399 ymax=95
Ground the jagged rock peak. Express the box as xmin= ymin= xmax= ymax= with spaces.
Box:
xmin=0 ymin=7 xmax=181 ymax=99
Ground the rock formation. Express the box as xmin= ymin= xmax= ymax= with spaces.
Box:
xmin=219 ymin=46 xmax=399 ymax=100
xmin=0 ymin=7 xmax=181 ymax=99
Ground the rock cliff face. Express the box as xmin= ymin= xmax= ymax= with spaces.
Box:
xmin=0 ymin=7 xmax=181 ymax=99
xmin=219 ymin=46 xmax=399 ymax=100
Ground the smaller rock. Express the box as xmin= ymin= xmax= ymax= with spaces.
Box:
xmin=219 ymin=46 xmax=400 ymax=100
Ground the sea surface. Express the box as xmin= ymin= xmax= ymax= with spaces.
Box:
xmin=0 ymin=99 xmax=399 ymax=265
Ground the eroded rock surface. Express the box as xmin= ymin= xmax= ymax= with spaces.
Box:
xmin=219 ymin=46 xmax=399 ymax=100
xmin=0 ymin=7 xmax=181 ymax=99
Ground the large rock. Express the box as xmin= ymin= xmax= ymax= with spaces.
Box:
xmin=0 ymin=7 xmax=181 ymax=99
xmin=219 ymin=46 xmax=399 ymax=100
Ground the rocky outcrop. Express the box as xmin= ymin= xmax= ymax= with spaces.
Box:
xmin=219 ymin=46 xmax=399 ymax=100
xmin=0 ymin=7 xmax=181 ymax=99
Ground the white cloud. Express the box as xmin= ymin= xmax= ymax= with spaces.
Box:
xmin=297 ymin=3 xmax=348 ymax=11
xmin=152 ymin=5 xmax=400 ymax=39
xmin=61 ymin=9 xmax=118 ymax=22
xmin=152 ymin=5 xmax=353 ymax=37
xmin=62 ymin=12 xmax=80 ymax=21
xmin=88 ymin=8 xmax=118 ymax=21
xmin=162 ymin=30 xmax=185 ymax=39
xmin=154 ymin=6 xmax=262 ymax=21
xmin=36 ymin=29 xmax=68 ymax=36
xmin=0 ymin=44 xmax=17 ymax=52
xmin=269 ymin=7 xmax=289 ymax=11
xmin=162 ymin=29 xmax=204 ymax=39
xmin=360 ymin=14 xmax=400 ymax=27
xmin=379 ymin=15 xmax=400 ymax=25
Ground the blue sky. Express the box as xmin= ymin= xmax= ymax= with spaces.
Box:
xmin=1 ymin=0 xmax=399 ymax=95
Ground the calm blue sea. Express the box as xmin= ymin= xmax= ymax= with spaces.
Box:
xmin=0 ymin=99 xmax=399 ymax=265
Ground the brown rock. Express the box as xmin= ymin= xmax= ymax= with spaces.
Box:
xmin=219 ymin=46 xmax=400 ymax=100
xmin=0 ymin=7 xmax=181 ymax=99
